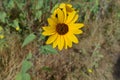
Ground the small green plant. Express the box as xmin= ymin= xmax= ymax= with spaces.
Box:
xmin=40 ymin=45 xmax=58 ymax=54
xmin=15 ymin=52 xmax=33 ymax=80
xmin=22 ymin=33 xmax=36 ymax=47
xmin=91 ymin=44 xmax=104 ymax=68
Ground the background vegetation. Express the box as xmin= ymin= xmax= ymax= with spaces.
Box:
xmin=0 ymin=0 xmax=120 ymax=80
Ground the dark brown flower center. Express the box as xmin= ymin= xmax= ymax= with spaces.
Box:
xmin=56 ymin=23 xmax=69 ymax=35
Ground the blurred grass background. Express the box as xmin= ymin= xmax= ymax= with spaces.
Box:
xmin=0 ymin=0 xmax=120 ymax=80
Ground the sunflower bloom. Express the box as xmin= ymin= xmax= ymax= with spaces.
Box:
xmin=42 ymin=3 xmax=84 ymax=50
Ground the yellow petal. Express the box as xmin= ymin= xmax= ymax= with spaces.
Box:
xmin=66 ymin=3 xmax=72 ymax=7
xmin=58 ymin=36 xmax=61 ymax=50
xmin=53 ymin=35 xmax=60 ymax=48
xmin=46 ymin=33 xmax=58 ymax=44
xmin=70 ymin=14 xmax=78 ymax=23
xmin=48 ymin=18 xmax=56 ymax=27
xmin=42 ymin=31 xmax=55 ymax=36
xmin=59 ymin=3 xmax=66 ymax=8
xmin=64 ymin=37 xmax=68 ymax=49
xmin=67 ymin=33 xmax=78 ymax=43
xmin=71 ymin=29 xmax=83 ymax=34
xmin=59 ymin=3 xmax=67 ymax=22
xmin=51 ymin=9 xmax=59 ymax=22
xmin=66 ymin=4 xmax=74 ymax=12
xmin=56 ymin=8 xmax=65 ymax=23
xmin=68 ymin=23 xmax=84 ymax=34
xmin=42 ymin=27 xmax=56 ymax=36
xmin=43 ymin=26 xmax=55 ymax=31
xmin=69 ymin=23 xmax=84 ymax=29
xmin=55 ymin=35 xmax=64 ymax=50
xmin=51 ymin=14 xmax=57 ymax=23
xmin=58 ymin=36 xmax=64 ymax=50
xmin=64 ymin=34 xmax=72 ymax=49
xmin=65 ymin=11 xmax=76 ymax=24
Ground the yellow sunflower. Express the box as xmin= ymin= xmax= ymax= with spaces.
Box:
xmin=42 ymin=3 xmax=84 ymax=50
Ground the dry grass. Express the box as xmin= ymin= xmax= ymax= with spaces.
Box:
xmin=0 ymin=0 xmax=120 ymax=80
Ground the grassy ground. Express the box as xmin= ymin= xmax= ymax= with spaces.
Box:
xmin=0 ymin=0 xmax=120 ymax=80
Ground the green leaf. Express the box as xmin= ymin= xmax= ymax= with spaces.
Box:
xmin=21 ymin=60 xmax=32 ymax=73
xmin=15 ymin=0 xmax=25 ymax=10
xmin=15 ymin=73 xmax=22 ymax=80
xmin=15 ymin=73 xmax=31 ymax=80
xmin=35 ymin=0 xmax=43 ymax=9
xmin=22 ymin=73 xmax=31 ymax=80
xmin=0 ymin=11 xmax=7 ymax=23
xmin=26 ymin=52 xmax=32 ymax=60
xmin=40 ymin=45 xmax=58 ymax=54
xmin=13 ymin=19 xmax=19 ymax=28
xmin=35 ymin=11 xmax=42 ymax=20
xmin=39 ymin=34 xmax=45 ymax=41
xmin=7 ymin=0 xmax=15 ymax=9
xmin=90 ymin=0 xmax=99 ymax=14
xmin=22 ymin=33 xmax=36 ymax=47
